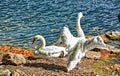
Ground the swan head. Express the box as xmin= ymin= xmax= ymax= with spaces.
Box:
xmin=78 ymin=12 xmax=84 ymax=18
xmin=32 ymin=35 xmax=44 ymax=44
xmin=93 ymin=36 xmax=106 ymax=47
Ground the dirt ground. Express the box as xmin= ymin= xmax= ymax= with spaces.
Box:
xmin=0 ymin=52 xmax=119 ymax=76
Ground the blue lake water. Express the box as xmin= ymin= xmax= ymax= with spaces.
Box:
xmin=0 ymin=0 xmax=120 ymax=48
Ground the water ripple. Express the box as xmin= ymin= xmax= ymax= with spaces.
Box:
xmin=0 ymin=0 xmax=120 ymax=48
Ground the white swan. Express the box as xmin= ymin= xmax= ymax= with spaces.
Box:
xmin=67 ymin=36 xmax=106 ymax=72
xmin=32 ymin=35 xmax=68 ymax=57
xmin=56 ymin=12 xmax=85 ymax=50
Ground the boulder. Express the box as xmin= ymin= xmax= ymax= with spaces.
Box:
xmin=106 ymin=44 xmax=120 ymax=53
xmin=87 ymin=44 xmax=120 ymax=58
xmin=2 ymin=53 xmax=26 ymax=65
xmin=85 ymin=47 xmax=111 ymax=59
xmin=105 ymin=31 xmax=120 ymax=40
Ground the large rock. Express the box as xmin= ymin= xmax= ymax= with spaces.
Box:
xmin=2 ymin=53 xmax=26 ymax=65
xmin=105 ymin=31 xmax=120 ymax=40
xmin=106 ymin=44 xmax=120 ymax=53
xmin=85 ymin=47 xmax=111 ymax=59
xmin=85 ymin=50 xmax=112 ymax=59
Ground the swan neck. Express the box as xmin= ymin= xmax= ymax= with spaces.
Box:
xmin=76 ymin=16 xmax=81 ymax=30
xmin=37 ymin=36 xmax=46 ymax=50
xmin=77 ymin=16 xmax=80 ymax=26
xmin=76 ymin=16 xmax=85 ymax=38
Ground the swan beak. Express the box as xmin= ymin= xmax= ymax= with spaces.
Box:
xmin=32 ymin=38 xmax=36 ymax=44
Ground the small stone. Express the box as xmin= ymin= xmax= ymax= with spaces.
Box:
xmin=2 ymin=53 xmax=26 ymax=65
xmin=11 ymin=69 xmax=28 ymax=76
xmin=1 ymin=69 xmax=11 ymax=76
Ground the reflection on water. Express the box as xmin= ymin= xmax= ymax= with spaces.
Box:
xmin=0 ymin=0 xmax=120 ymax=48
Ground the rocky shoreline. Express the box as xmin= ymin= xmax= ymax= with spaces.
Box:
xmin=0 ymin=31 xmax=120 ymax=76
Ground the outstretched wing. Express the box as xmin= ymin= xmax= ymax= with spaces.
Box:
xmin=67 ymin=42 xmax=83 ymax=71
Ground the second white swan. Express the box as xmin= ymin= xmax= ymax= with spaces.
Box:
xmin=32 ymin=35 xmax=68 ymax=57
